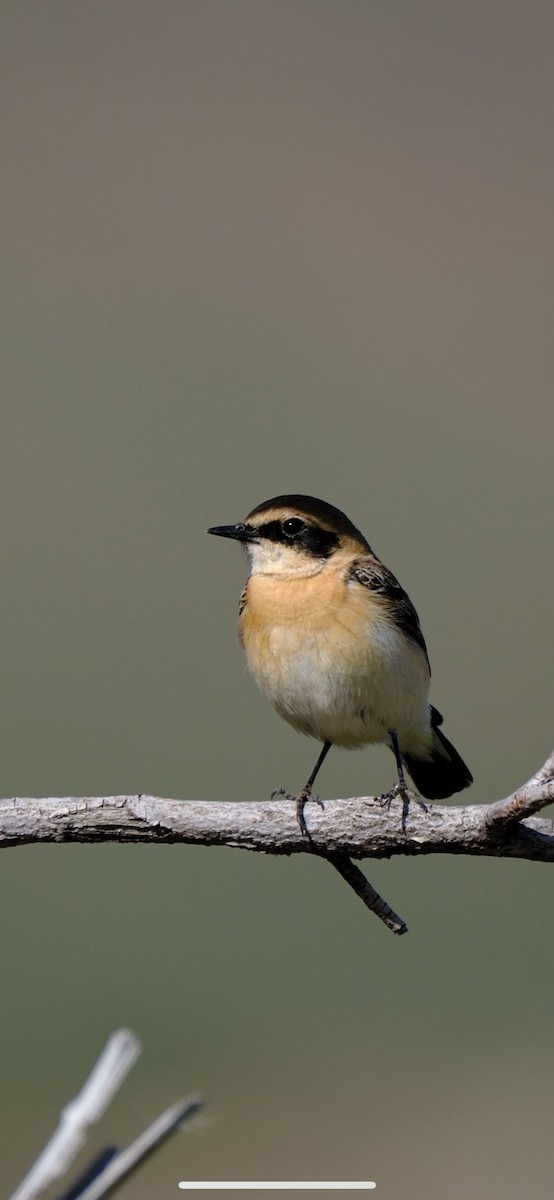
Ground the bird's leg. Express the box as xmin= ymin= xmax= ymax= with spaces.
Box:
xmin=296 ymin=741 xmax=331 ymax=834
xmin=389 ymin=729 xmax=409 ymax=798
xmin=272 ymin=740 xmax=331 ymax=836
xmin=381 ymin=729 xmax=427 ymax=832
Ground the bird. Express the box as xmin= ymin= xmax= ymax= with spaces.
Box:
xmin=208 ymin=494 xmax=472 ymax=834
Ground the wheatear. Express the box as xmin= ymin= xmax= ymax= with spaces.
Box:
xmin=208 ymin=494 xmax=472 ymax=833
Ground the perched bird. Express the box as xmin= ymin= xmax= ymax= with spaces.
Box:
xmin=208 ymin=494 xmax=472 ymax=833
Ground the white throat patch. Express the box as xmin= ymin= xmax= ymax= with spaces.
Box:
xmin=247 ymin=539 xmax=324 ymax=577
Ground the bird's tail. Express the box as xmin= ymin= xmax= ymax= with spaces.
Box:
xmin=402 ymin=707 xmax=473 ymax=800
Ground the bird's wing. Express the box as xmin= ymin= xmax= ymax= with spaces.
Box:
xmin=347 ymin=556 xmax=431 ymax=670
xmin=238 ymin=583 xmax=248 ymax=618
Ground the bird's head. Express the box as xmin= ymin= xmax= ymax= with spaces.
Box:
xmin=208 ymin=494 xmax=370 ymax=577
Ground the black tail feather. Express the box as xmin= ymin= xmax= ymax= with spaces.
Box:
xmin=402 ymin=712 xmax=472 ymax=800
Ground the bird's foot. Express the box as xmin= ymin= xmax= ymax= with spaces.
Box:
xmin=378 ymin=783 xmax=427 ymax=833
xmin=378 ymin=782 xmax=427 ymax=811
xmin=378 ymin=785 xmax=398 ymax=812
xmin=271 ymin=785 xmax=324 ymax=836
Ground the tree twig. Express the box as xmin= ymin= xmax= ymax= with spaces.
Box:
xmin=10 ymin=1030 xmax=141 ymax=1200
xmin=60 ymin=1095 xmax=203 ymax=1200
xmin=484 ymin=749 xmax=554 ymax=828
xmin=326 ymin=852 xmax=408 ymax=934
xmin=10 ymin=1028 xmax=203 ymax=1200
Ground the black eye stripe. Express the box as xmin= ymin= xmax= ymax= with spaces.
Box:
xmin=258 ymin=520 xmax=288 ymax=542
xmin=258 ymin=519 xmax=339 ymax=559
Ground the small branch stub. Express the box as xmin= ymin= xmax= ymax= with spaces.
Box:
xmin=326 ymin=853 xmax=408 ymax=934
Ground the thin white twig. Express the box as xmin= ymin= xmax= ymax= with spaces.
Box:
xmin=65 ymin=1095 xmax=203 ymax=1200
xmin=10 ymin=1030 xmax=141 ymax=1200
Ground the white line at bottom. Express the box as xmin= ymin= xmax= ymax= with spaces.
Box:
xmin=179 ymin=1184 xmax=376 ymax=1190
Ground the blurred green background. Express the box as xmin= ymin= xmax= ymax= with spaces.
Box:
xmin=1 ymin=2 xmax=552 ymax=1197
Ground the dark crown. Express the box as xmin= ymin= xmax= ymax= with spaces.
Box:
xmin=246 ymin=494 xmax=370 ymax=548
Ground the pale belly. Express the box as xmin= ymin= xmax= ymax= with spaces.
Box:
xmin=243 ymin=615 xmax=431 ymax=749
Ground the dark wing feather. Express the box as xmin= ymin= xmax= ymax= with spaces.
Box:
xmin=237 ymin=583 xmax=248 ymax=647
xmin=347 ymin=556 xmax=430 ymax=670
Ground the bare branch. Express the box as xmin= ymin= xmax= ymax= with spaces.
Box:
xmin=1 ymin=752 xmax=552 ymax=935
xmin=1 ymin=751 xmax=553 ymax=862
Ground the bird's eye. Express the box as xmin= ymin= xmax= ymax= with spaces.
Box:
xmin=282 ymin=517 xmax=304 ymax=538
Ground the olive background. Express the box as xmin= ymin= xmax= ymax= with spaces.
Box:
xmin=1 ymin=3 xmax=552 ymax=1198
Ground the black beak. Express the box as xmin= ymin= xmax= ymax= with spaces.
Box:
xmin=207 ymin=522 xmax=257 ymax=543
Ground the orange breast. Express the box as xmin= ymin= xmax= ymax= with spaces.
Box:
xmin=238 ymin=566 xmax=431 ymax=746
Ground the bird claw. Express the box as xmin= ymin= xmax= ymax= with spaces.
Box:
xmin=378 ymin=782 xmax=427 ymax=811
xmin=271 ymin=786 xmax=294 ymax=801
xmin=270 ymin=785 xmax=324 ymax=836
xmin=378 ymin=781 xmax=409 ymax=811
xmin=378 ymin=786 xmax=398 ymax=811
xmin=378 ymin=782 xmax=428 ymax=836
